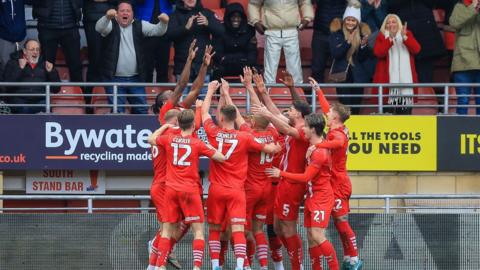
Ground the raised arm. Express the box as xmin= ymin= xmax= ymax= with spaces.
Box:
xmin=241 ymin=67 xmax=262 ymax=106
xmin=141 ymin=13 xmax=169 ymax=37
xmin=170 ymin=39 xmax=197 ymax=106
xmin=251 ymin=104 xmax=300 ymax=138
xmin=309 ymin=77 xmax=330 ymax=113
xmin=220 ymin=78 xmax=246 ymax=127
xmin=253 ymin=73 xmax=288 ymax=123
xmin=95 ymin=10 xmax=115 ymax=37
xmin=194 ymin=99 xmax=203 ymax=130
xmin=279 ymin=70 xmax=303 ymax=102
xmin=182 ymin=45 xmax=215 ymax=108
xmin=202 ymin=81 xmax=221 ymax=123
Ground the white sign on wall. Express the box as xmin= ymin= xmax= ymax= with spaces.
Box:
xmin=26 ymin=170 xmax=106 ymax=194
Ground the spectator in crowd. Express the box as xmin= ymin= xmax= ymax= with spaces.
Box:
xmin=249 ymin=0 xmax=314 ymax=84
xmin=133 ymin=0 xmax=173 ymax=83
xmin=372 ymin=14 xmax=421 ymax=115
xmin=360 ymin=0 xmax=388 ymax=33
xmin=388 ymin=0 xmax=446 ymax=84
xmin=167 ymin=0 xmax=224 ymax=96
xmin=449 ymin=0 xmax=480 ymax=115
xmin=3 ymin=39 xmax=60 ymax=114
xmin=96 ymin=1 xmax=169 ymax=114
xmin=329 ymin=0 xmax=373 ymax=114
xmin=0 ymin=0 xmax=26 ymax=69
xmin=83 ymin=0 xmax=118 ymax=111
xmin=29 ymin=0 xmax=84 ymax=83
xmin=311 ymin=0 xmax=347 ymax=83
xmin=212 ymin=2 xmax=257 ymax=81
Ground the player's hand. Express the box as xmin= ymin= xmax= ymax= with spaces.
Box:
xmin=251 ymin=104 xmax=270 ymax=117
xmin=253 ymin=73 xmax=267 ymax=94
xmin=197 ymin=12 xmax=209 ymax=26
xmin=203 ymin=45 xmax=215 ymax=66
xmin=106 ymin=9 xmax=117 ymax=20
xmin=158 ymin=13 xmax=169 ymax=24
xmin=297 ymin=19 xmax=309 ymax=31
xmin=45 ymin=61 xmax=54 ymax=72
xmin=240 ymin=66 xmax=253 ymax=88
xmin=220 ymin=78 xmax=230 ymax=96
xmin=186 ymin=15 xmax=198 ymax=30
xmin=195 ymin=99 xmax=203 ymax=108
xmin=208 ymin=80 xmax=221 ymax=93
xmin=254 ymin=22 xmax=266 ymax=35
xmin=187 ymin=39 xmax=198 ymax=61
xmin=279 ymin=70 xmax=294 ymax=89
xmin=18 ymin=58 xmax=27 ymax=69
xmin=265 ymin=167 xmax=280 ymax=178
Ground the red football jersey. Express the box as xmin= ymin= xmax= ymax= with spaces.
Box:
xmin=151 ymin=127 xmax=181 ymax=184
xmin=157 ymin=133 xmax=216 ymax=193
xmin=240 ymin=123 xmax=279 ymax=188
xmin=306 ymin=147 xmax=333 ymax=198
xmin=204 ymin=119 xmax=265 ymax=189
xmin=327 ymin=126 xmax=349 ymax=177
xmin=281 ymin=126 xmax=309 ymax=173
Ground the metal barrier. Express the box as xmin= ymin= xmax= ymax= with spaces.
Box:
xmin=1 ymin=82 xmax=480 ymax=114
xmin=1 ymin=194 xmax=480 ymax=213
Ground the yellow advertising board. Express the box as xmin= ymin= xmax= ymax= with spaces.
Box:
xmin=346 ymin=116 xmax=437 ymax=171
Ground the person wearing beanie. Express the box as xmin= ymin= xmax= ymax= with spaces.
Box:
xmin=329 ymin=0 xmax=374 ymax=115
xmin=371 ymin=14 xmax=421 ymax=115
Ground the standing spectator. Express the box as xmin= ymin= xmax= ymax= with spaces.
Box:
xmin=360 ymin=0 xmax=388 ymax=33
xmin=96 ymin=1 xmax=169 ymax=114
xmin=449 ymin=0 xmax=480 ymax=115
xmin=388 ymin=0 xmax=446 ymax=84
xmin=167 ymin=0 xmax=224 ymax=95
xmin=0 ymin=0 xmax=26 ymax=68
xmin=372 ymin=14 xmax=421 ymax=115
xmin=3 ymin=39 xmax=60 ymax=114
xmin=83 ymin=0 xmax=118 ymax=110
xmin=329 ymin=1 xmax=373 ymax=114
xmin=249 ymin=0 xmax=314 ymax=84
xmin=311 ymin=0 xmax=347 ymax=83
xmin=212 ymin=2 xmax=257 ymax=81
xmin=133 ymin=0 xmax=173 ymax=83
xmin=29 ymin=0 xmax=83 ymax=83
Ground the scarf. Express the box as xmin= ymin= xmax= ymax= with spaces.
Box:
xmin=387 ymin=31 xmax=413 ymax=106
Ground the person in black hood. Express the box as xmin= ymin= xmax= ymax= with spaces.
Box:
xmin=167 ymin=0 xmax=224 ymax=91
xmin=212 ymin=3 xmax=257 ymax=80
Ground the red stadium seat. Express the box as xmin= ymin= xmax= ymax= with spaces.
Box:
xmin=91 ymin=86 xmax=111 ymax=115
xmin=202 ymin=0 xmax=221 ymax=9
xmin=412 ymin=99 xmax=438 ymax=115
xmin=229 ymin=87 xmax=247 ymax=114
xmin=269 ymin=87 xmax=306 ymax=110
xmin=56 ymin=67 xmax=70 ymax=81
xmin=51 ymin=86 xmax=85 ymax=114
xmin=417 ymin=87 xmax=436 ymax=100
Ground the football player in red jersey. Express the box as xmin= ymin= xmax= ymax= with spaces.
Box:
xmin=202 ymin=80 xmax=281 ymax=270
xmin=266 ymin=113 xmax=339 ymax=270
xmin=310 ymin=77 xmax=363 ymax=270
xmin=252 ymin=74 xmax=311 ymax=270
xmin=150 ymin=109 xmax=225 ymax=270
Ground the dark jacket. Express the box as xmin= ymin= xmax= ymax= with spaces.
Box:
xmin=3 ymin=53 xmax=60 ymax=104
xmin=313 ymin=0 xmax=346 ymax=35
xmin=0 ymin=0 xmax=26 ymax=42
xmin=329 ymin=18 xmax=374 ymax=83
xmin=28 ymin=0 xmax=83 ymax=28
xmin=213 ymin=3 xmax=257 ymax=68
xmin=133 ymin=0 xmax=174 ymax=22
xmin=360 ymin=0 xmax=388 ymax=33
xmin=167 ymin=0 xmax=224 ymax=75
xmin=83 ymin=0 xmax=117 ymax=23
xmin=99 ymin=20 xmax=148 ymax=82
xmin=388 ymin=0 xmax=446 ymax=60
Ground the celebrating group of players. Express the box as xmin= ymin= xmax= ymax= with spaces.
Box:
xmin=145 ymin=40 xmax=363 ymax=270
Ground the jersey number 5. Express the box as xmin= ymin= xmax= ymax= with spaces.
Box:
xmin=171 ymin=143 xmax=192 ymax=166
xmin=216 ymin=138 xmax=238 ymax=159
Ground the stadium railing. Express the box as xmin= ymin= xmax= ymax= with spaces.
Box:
xmin=1 ymin=194 xmax=480 ymax=213
xmin=1 ymin=82 xmax=480 ymax=114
